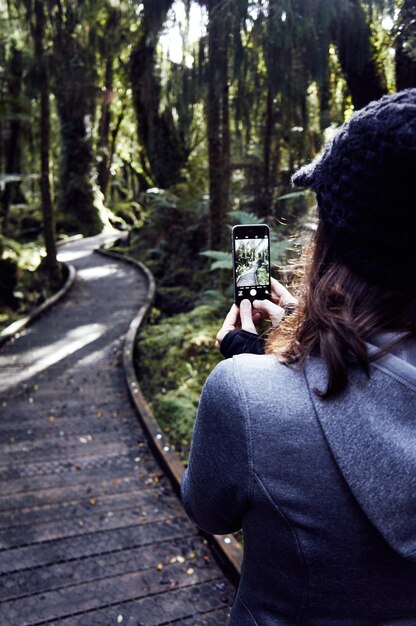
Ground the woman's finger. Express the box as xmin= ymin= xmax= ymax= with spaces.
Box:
xmin=252 ymin=310 xmax=262 ymax=323
xmin=253 ymin=298 xmax=285 ymax=327
xmin=270 ymin=277 xmax=298 ymax=306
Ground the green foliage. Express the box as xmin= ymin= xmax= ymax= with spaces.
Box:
xmin=275 ymin=191 xmax=309 ymax=202
xmin=256 ymin=265 xmax=268 ymax=284
xmin=136 ymin=304 xmax=223 ymax=461
xmin=0 ymin=234 xmax=41 ymax=270
xmin=195 ymin=288 xmax=230 ymax=309
xmin=200 ymin=250 xmax=232 ymax=271
xmin=229 ymin=209 xmax=264 ymax=225
xmin=122 ymin=188 xmax=211 ymax=310
xmin=156 ymin=285 xmax=197 ymax=314
xmin=0 ymin=234 xmax=64 ymax=330
xmin=106 ymin=200 xmax=145 ymax=229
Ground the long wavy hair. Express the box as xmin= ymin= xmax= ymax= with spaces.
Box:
xmin=266 ymin=220 xmax=416 ymax=397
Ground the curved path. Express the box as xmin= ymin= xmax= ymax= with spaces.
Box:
xmin=236 ymin=262 xmax=258 ymax=287
xmin=0 ymin=235 xmax=234 ymax=625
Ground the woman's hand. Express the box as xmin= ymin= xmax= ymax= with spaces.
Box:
xmin=215 ymin=278 xmax=298 ymax=349
xmin=269 ymin=277 xmax=299 ymax=307
xmin=215 ymin=301 xmax=258 ymax=348
xmin=252 ymin=277 xmax=298 ymax=326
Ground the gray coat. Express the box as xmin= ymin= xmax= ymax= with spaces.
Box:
xmin=181 ymin=341 xmax=416 ymax=625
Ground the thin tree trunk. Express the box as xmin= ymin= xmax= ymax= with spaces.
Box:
xmin=34 ymin=0 xmax=59 ymax=282
xmin=0 ymin=121 xmax=3 ymax=173
xmin=220 ymin=18 xmax=230 ymax=239
xmin=97 ymin=7 xmax=121 ymax=199
xmin=261 ymin=86 xmax=274 ymax=214
xmin=1 ymin=46 xmax=23 ymax=233
xmin=104 ymin=106 xmax=126 ymax=194
xmin=97 ymin=55 xmax=114 ymax=198
xmin=319 ymin=71 xmax=332 ymax=133
xmin=207 ymin=0 xmax=230 ymax=250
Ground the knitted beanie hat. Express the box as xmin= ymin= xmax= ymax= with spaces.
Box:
xmin=292 ymin=89 xmax=416 ymax=294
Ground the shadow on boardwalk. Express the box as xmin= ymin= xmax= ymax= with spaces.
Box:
xmin=0 ymin=236 xmax=234 ymax=626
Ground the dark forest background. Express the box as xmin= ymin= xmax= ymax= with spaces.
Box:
xmin=1 ymin=0 xmax=415 ymax=452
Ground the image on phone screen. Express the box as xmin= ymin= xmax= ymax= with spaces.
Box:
xmin=232 ymin=224 xmax=271 ymax=305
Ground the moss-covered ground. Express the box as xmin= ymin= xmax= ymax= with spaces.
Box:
xmin=136 ymin=304 xmax=223 ymax=462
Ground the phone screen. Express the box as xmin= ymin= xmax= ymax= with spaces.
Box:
xmin=232 ymin=224 xmax=271 ymax=305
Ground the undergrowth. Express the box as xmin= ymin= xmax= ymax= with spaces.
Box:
xmin=136 ymin=304 xmax=224 ymax=462
xmin=0 ymin=237 xmax=65 ymax=333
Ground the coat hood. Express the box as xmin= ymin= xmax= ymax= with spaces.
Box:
xmin=305 ymin=341 xmax=416 ymax=562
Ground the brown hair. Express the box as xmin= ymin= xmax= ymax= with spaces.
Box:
xmin=266 ymin=220 xmax=416 ymax=397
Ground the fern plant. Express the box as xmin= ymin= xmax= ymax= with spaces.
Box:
xmin=201 ymin=210 xmax=293 ymax=275
xmin=199 ymin=249 xmax=232 ymax=271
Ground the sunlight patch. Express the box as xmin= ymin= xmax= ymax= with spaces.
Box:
xmin=0 ymin=323 xmax=106 ymax=391
xmin=77 ymin=266 xmax=119 ymax=280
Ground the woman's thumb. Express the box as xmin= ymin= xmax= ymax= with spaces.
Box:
xmin=239 ymin=299 xmax=257 ymax=334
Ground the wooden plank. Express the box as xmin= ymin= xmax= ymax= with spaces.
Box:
xmin=0 ymin=451 xmax=143 ymax=492
xmin=0 ymin=474 xmax=149 ymax=511
xmin=162 ymin=608 xmax=231 ymax=625
xmin=40 ymin=580 xmax=234 ymax=626
xmin=1 ymin=576 xmax=233 ymax=626
xmin=0 ymin=440 xmax=139 ymax=465
xmin=0 ymin=516 xmax=194 ymax=575
xmin=0 ymin=535 xmax=216 ymax=602
xmin=0 ymin=412 xmax=143 ymax=439
xmin=0 ymin=450 xmax=143 ymax=484
xmin=0 ymin=487 xmax=180 ymax=530
xmin=0 ymin=496 xmax=185 ymax=549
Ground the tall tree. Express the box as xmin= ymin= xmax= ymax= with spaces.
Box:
xmin=32 ymin=0 xmax=59 ymax=281
xmin=130 ymin=0 xmax=190 ymax=189
xmin=206 ymin=0 xmax=231 ymax=249
xmin=96 ymin=5 xmax=122 ymax=199
xmin=395 ymin=0 xmax=416 ymax=89
xmin=333 ymin=0 xmax=387 ymax=109
xmin=0 ymin=45 xmax=23 ymax=233
xmin=52 ymin=0 xmax=101 ymax=236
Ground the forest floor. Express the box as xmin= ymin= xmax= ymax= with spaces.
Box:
xmin=0 ymin=235 xmax=234 ymax=625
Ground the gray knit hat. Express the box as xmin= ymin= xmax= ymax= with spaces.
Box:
xmin=292 ymin=89 xmax=416 ymax=294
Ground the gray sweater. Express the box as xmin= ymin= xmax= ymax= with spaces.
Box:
xmin=181 ymin=342 xmax=416 ymax=625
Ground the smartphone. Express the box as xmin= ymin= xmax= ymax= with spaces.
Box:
xmin=232 ymin=224 xmax=271 ymax=305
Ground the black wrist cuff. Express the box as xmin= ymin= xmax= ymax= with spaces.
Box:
xmin=220 ymin=329 xmax=265 ymax=359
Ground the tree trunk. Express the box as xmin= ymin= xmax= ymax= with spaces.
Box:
xmin=1 ymin=46 xmax=23 ymax=234
xmin=53 ymin=2 xmax=101 ymax=236
xmin=97 ymin=7 xmax=121 ymax=199
xmin=333 ymin=0 xmax=387 ymax=109
xmin=34 ymin=0 xmax=59 ymax=282
xmin=0 ymin=121 xmax=3 ymax=173
xmin=97 ymin=55 xmax=114 ymax=199
xmin=260 ymin=86 xmax=274 ymax=215
xmin=395 ymin=0 xmax=416 ymax=90
xmin=130 ymin=0 xmax=189 ymax=189
xmin=206 ymin=0 xmax=230 ymax=250
xmin=319 ymin=71 xmax=332 ymax=132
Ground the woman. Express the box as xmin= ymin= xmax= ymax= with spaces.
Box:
xmin=181 ymin=89 xmax=416 ymax=624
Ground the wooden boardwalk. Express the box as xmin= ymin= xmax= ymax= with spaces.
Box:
xmin=0 ymin=235 xmax=234 ymax=626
